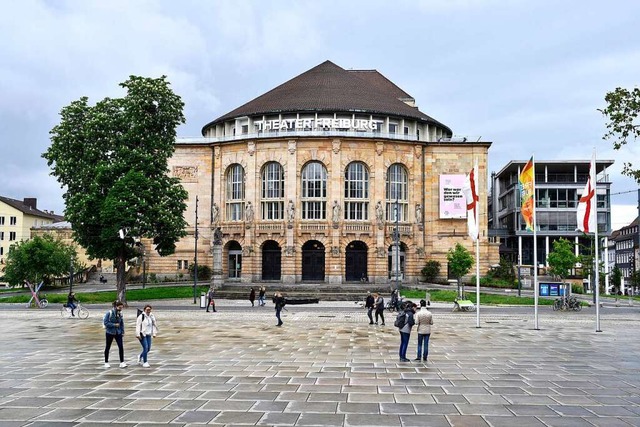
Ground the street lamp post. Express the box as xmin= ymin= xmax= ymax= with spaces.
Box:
xmin=394 ymin=199 xmax=401 ymax=290
xmin=142 ymin=249 xmax=147 ymax=290
xmin=193 ymin=196 xmax=199 ymax=304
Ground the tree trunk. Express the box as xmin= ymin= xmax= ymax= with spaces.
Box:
xmin=116 ymin=254 xmax=127 ymax=306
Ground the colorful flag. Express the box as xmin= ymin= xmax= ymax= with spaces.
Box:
xmin=519 ymin=157 xmax=535 ymax=232
xmin=462 ymin=162 xmax=479 ymax=241
xmin=577 ymin=155 xmax=596 ymax=233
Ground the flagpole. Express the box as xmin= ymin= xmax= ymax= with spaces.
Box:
xmin=594 ymin=151 xmax=601 ymax=332
xmin=475 ymin=159 xmax=481 ymax=328
xmin=532 ymin=155 xmax=539 ymax=330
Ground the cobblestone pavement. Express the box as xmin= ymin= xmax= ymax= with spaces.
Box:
xmin=1 ymin=302 xmax=639 ymax=426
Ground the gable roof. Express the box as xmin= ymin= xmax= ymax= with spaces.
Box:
xmin=202 ymin=60 xmax=451 ymax=135
xmin=0 ymin=196 xmax=64 ymax=222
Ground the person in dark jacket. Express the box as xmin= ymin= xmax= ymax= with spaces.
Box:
xmin=206 ymin=287 xmax=217 ymax=312
xmin=374 ymin=293 xmax=385 ymax=326
xmin=273 ymin=292 xmax=285 ymax=326
xmin=365 ymin=292 xmax=375 ymax=325
xmin=249 ymin=288 xmax=256 ymax=307
xmin=67 ymin=292 xmax=79 ymax=317
xmin=397 ymin=301 xmax=416 ymax=362
xmin=102 ymin=300 xmax=127 ymax=368
xmin=258 ymin=286 xmax=266 ymax=306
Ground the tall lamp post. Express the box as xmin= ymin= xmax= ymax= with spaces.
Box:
xmin=393 ymin=199 xmax=401 ymax=290
xmin=193 ymin=195 xmax=199 ymax=304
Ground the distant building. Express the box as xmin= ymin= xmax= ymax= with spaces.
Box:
xmin=0 ymin=196 xmax=63 ymax=265
xmin=613 ymin=216 xmax=639 ymax=291
xmin=489 ymin=160 xmax=614 ymax=266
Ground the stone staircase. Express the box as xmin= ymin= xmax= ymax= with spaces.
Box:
xmin=212 ymin=283 xmax=396 ymax=301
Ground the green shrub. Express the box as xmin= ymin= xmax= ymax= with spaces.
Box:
xmin=189 ymin=264 xmax=212 ymax=280
xmin=420 ymin=260 xmax=440 ymax=283
xmin=571 ymin=283 xmax=584 ymax=294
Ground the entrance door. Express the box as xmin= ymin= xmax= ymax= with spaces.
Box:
xmin=227 ymin=241 xmax=242 ymax=279
xmin=345 ymin=241 xmax=368 ymax=282
xmin=302 ymin=240 xmax=325 ymax=281
xmin=262 ymin=240 xmax=282 ymax=280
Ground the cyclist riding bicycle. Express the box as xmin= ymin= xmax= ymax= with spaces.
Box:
xmin=66 ymin=292 xmax=79 ymax=317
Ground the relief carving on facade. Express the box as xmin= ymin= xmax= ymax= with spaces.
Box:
xmin=247 ymin=141 xmax=256 ymax=156
xmin=288 ymin=140 xmax=297 ymax=155
xmin=242 ymin=246 xmax=254 ymax=256
xmin=214 ymin=146 xmax=221 ymax=158
xmin=332 ymin=139 xmax=341 ymax=154
xmin=331 ymin=246 xmax=340 ymax=257
xmin=172 ymin=166 xmax=198 ymax=182
xmin=285 ymin=246 xmax=295 ymax=256
xmin=376 ymin=247 xmax=385 ymax=257
xmin=414 ymin=145 xmax=422 ymax=159
xmin=376 ymin=141 xmax=384 ymax=156
xmin=416 ymin=247 xmax=425 ymax=256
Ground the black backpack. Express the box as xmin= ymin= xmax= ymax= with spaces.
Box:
xmin=394 ymin=312 xmax=407 ymax=329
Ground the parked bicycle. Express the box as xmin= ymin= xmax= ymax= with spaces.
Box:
xmin=553 ymin=296 xmax=582 ymax=311
xmin=60 ymin=303 xmax=90 ymax=319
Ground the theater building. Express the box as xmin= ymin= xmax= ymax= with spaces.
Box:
xmin=148 ymin=60 xmax=499 ymax=285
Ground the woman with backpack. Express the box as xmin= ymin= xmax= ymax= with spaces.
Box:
xmin=135 ymin=304 xmax=158 ymax=368
xmin=102 ymin=300 xmax=126 ymax=368
xmin=396 ymin=301 xmax=416 ymax=362
xmin=273 ymin=292 xmax=285 ymax=326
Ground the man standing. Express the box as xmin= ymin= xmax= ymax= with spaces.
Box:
xmin=374 ymin=293 xmax=385 ymax=326
xmin=414 ymin=299 xmax=433 ymax=362
xmin=273 ymin=292 xmax=286 ymax=326
xmin=397 ymin=301 xmax=415 ymax=362
xmin=365 ymin=292 xmax=375 ymax=325
xmin=206 ymin=287 xmax=216 ymax=312
xmin=258 ymin=286 xmax=266 ymax=306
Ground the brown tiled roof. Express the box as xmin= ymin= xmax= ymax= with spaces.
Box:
xmin=0 ymin=196 xmax=64 ymax=221
xmin=202 ymin=60 xmax=451 ymax=135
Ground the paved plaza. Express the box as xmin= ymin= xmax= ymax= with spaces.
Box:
xmin=1 ymin=301 xmax=640 ymax=426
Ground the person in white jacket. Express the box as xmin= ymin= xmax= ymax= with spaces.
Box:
xmin=414 ymin=299 xmax=433 ymax=362
xmin=135 ymin=305 xmax=158 ymax=368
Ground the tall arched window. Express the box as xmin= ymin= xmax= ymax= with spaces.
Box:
xmin=344 ymin=162 xmax=369 ymax=220
xmin=226 ymin=164 xmax=245 ymax=221
xmin=261 ymin=162 xmax=284 ymax=220
xmin=386 ymin=163 xmax=408 ymax=221
xmin=301 ymin=162 xmax=327 ymax=220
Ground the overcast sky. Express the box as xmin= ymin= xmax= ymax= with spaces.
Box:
xmin=1 ymin=0 xmax=639 ymax=229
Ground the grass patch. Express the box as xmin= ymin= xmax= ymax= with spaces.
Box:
xmin=0 ymin=285 xmax=211 ymax=304
xmin=401 ymin=289 xmax=554 ymax=306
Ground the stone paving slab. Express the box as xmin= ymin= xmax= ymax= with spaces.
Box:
xmin=1 ymin=307 xmax=640 ymax=426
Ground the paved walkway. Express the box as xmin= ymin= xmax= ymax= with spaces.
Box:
xmin=0 ymin=303 xmax=639 ymax=426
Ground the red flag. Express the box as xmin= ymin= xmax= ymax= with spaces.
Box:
xmin=577 ymin=155 xmax=596 ymax=233
xmin=463 ymin=162 xmax=479 ymax=241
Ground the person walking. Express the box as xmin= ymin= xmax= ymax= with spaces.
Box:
xmin=374 ymin=293 xmax=385 ymax=326
xmin=273 ymin=292 xmax=286 ymax=326
xmin=103 ymin=300 xmax=127 ymax=368
xmin=249 ymin=288 xmax=256 ymax=307
xmin=365 ymin=291 xmax=375 ymax=325
xmin=414 ymin=299 xmax=433 ymax=362
xmin=135 ymin=304 xmax=158 ymax=368
xmin=258 ymin=286 xmax=266 ymax=306
xmin=206 ymin=287 xmax=217 ymax=312
xmin=396 ymin=301 xmax=416 ymax=362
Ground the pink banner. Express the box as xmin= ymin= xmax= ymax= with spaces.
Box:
xmin=439 ymin=174 xmax=466 ymax=219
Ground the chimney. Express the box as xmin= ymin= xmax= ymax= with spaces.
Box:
xmin=23 ymin=198 xmax=37 ymax=210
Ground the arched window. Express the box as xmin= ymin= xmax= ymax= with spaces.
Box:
xmin=386 ymin=163 xmax=408 ymax=221
xmin=301 ymin=162 xmax=327 ymax=220
xmin=261 ymin=162 xmax=284 ymax=220
xmin=344 ymin=162 xmax=369 ymax=220
xmin=226 ymin=164 xmax=245 ymax=221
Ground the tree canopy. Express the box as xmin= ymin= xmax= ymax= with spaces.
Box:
xmin=547 ymin=238 xmax=577 ymax=282
xmin=601 ymin=87 xmax=640 ymax=183
xmin=3 ymin=234 xmax=78 ymax=286
xmin=447 ymin=243 xmax=474 ymax=298
xmin=43 ymin=75 xmax=189 ymax=304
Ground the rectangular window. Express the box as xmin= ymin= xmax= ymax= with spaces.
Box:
xmin=241 ymin=125 xmax=248 ymax=134
xmin=0 ymin=247 xmax=3 ymax=256
xmin=389 ymin=123 xmax=397 ymax=134
xmin=0 ymin=216 xmax=4 ymax=225
xmin=262 ymin=201 xmax=284 ymax=220
xmin=10 ymin=216 xmax=17 ymax=226
xmin=404 ymin=126 xmax=409 ymax=135
xmin=9 ymin=232 xmax=16 ymax=241
xmin=302 ymin=201 xmax=326 ymax=220
xmin=183 ymin=260 xmax=188 ymax=270
xmin=0 ymin=232 xmax=3 ymax=240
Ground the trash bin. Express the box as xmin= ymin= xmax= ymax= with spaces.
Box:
xmin=200 ymin=292 xmax=206 ymax=309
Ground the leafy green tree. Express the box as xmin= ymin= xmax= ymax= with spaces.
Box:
xmin=447 ymin=243 xmax=474 ymax=298
xmin=43 ymin=75 xmax=188 ymax=304
xmin=3 ymin=235 xmax=78 ymax=286
xmin=547 ymin=238 xmax=577 ymax=283
xmin=611 ymin=265 xmax=622 ymax=292
xmin=420 ymin=260 xmax=440 ymax=283
xmin=600 ymin=87 xmax=640 ymax=183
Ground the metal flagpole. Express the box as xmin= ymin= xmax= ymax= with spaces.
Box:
xmin=593 ymin=151 xmax=602 ymax=332
xmin=532 ymin=155 xmax=539 ymax=330
xmin=474 ymin=160 xmax=481 ymax=328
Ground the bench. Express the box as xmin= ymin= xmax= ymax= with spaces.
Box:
xmin=453 ymin=299 xmax=475 ymax=312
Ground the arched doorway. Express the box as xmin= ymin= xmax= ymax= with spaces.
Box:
xmin=262 ymin=240 xmax=282 ymax=280
xmin=387 ymin=242 xmax=407 ymax=280
xmin=302 ymin=240 xmax=325 ymax=281
xmin=228 ymin=241 xmax=242 ymax=279
xmin=345 ymin=241 xmax=368 ymax=282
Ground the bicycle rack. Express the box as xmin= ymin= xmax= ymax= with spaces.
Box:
xmin=25 ymin=281 xmax=45 ymax=308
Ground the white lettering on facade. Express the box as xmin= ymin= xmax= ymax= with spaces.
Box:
xmin=253 ymin=118 xmax=378 ymax=132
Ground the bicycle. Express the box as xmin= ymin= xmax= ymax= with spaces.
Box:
xmin=27 ymin=294 xmax=48 ymax=309
xmin=60 ymin=303 xmax=89 ymax=319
